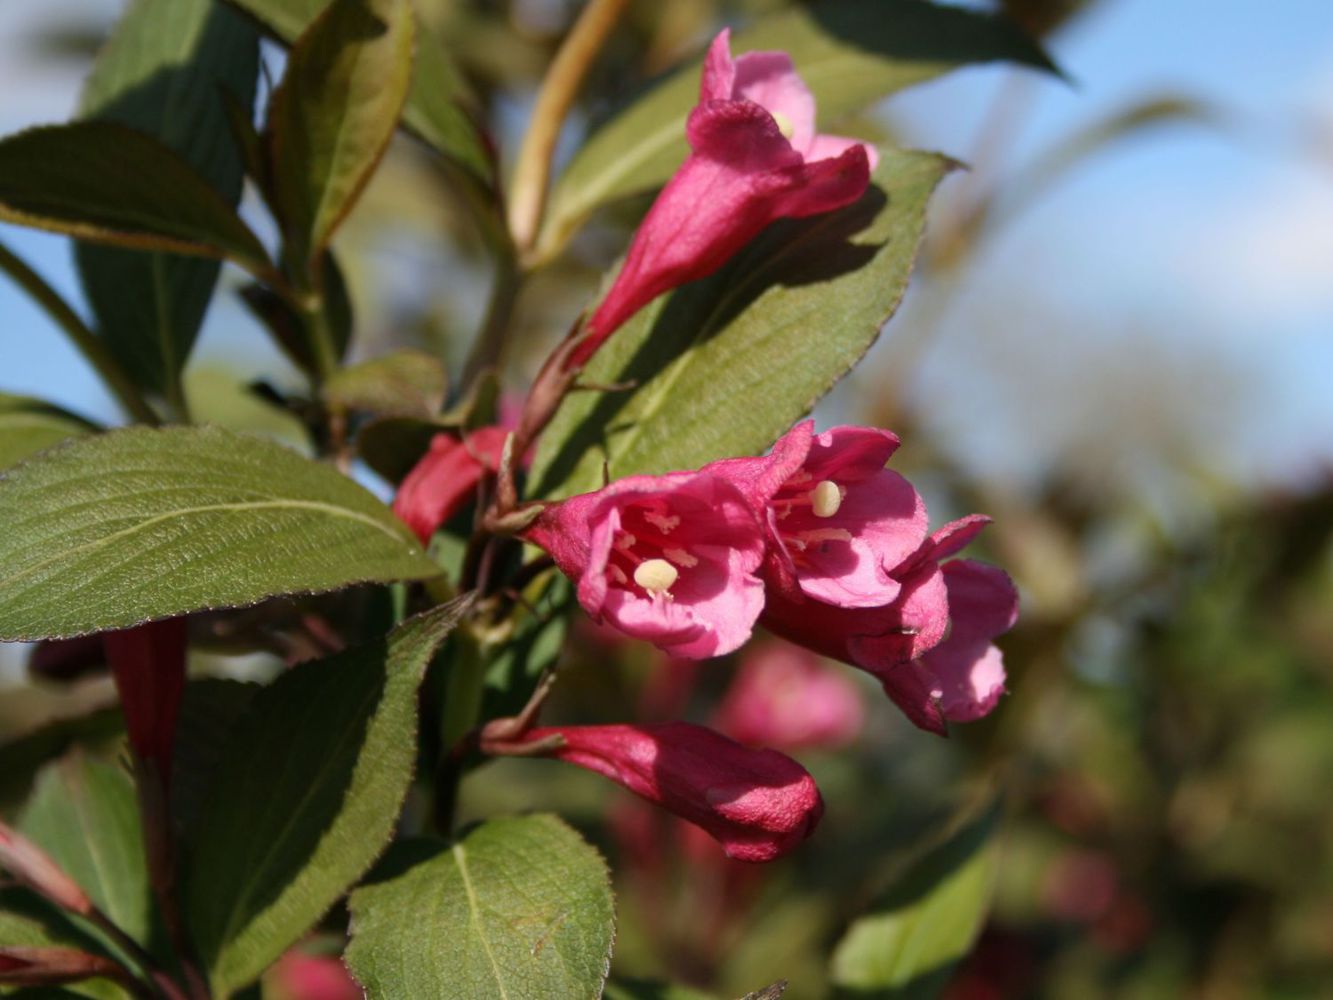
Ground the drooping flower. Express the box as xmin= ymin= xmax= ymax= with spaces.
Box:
xmin=392 ymin=426 xmax=509 ymax=544
xmin=570 ymin=30 xmax=876 ymax=368
xmin=102 ymin=617 xmax=188 ymax=771
xmin=713 ymin=641 xmax=863 ymax=751
xmin=525 ymin=470 xmax=768 ymax=658
xmin=708 ymin=420 xmax=928 ymax=608
xmin=762 ymin=516 xmax=1018 ymax=734
xmin=514 ymin=722 xmax=824 ymax=862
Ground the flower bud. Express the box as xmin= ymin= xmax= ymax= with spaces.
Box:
xmin=519 ymin=722 xmax=823 ymax=862
xmin=0 ymin=821 xmax=93 ymax=916
xmin=0 ymin=947 xmax=122 ymax=988
xmin=102 ymin=617 xmax=188 ymax=769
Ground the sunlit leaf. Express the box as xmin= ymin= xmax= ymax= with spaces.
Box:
xmin=0 ymin=394 xmax=95 ymax=471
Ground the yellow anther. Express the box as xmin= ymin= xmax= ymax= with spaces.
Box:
xmin=634 ymin=558 xmax=679 ymax=596
xmin=770 ymin=111 xmax=795 ymax=140
xmin=811 ymin=480 xmax=842 ymax=518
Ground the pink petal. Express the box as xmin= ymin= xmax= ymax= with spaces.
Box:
xmin=699 ymin=29 xmax=737 ymax=102
xmin=733 ymin=49 xmax=817 ymax=155
xmin=807 ymin=133 xmax=880 ymax=171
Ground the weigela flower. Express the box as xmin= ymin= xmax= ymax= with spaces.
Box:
xmin=571 ymin=30 xmax=876 ymax=368
xmin=525 ymin=470 xmax=768 ymax=658
xmin=392 ymin=426 xmax=508 ymax=544
xmin=713 ymin=641 xmax=863 ymax=751
xmin=271 ymin=951 xmax=361 ymax=1000
xmin=762 ymin=515 xmax=1018 ymax=734
xmin=708 ymin=420 xmax=927 ymax=608
xmin=520 ymin=722 xmax=824 ymax=862
xmin=102 ymin=617 xmax=188 ymax=770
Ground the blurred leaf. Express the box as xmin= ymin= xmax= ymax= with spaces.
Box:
xmin=19 ymin=756 xmax=155 ymax=949
xmin=322 ymin=350 xmax=447 ymax=419
xmin=0 ymin=709 xmax=122 ymax=813
xmin=531 ymin=150 xmax=951 ymax=499
xmin=0 ymin=426 xmax=438 ymax=641
xmin=0 ymin=394 xmax=95 ymax=471
xmin=0 ymin=123 xmax=269 ymax=274
xmin=345 ymin=814 xmax=615 ymax=1000
xmin=830 ymin=805 xmax=1001 ymax=997
xmin=0 ymin=888 xmax=100 ymax=951
xmin=604 ymin=980 xmax=720 ymax=1000
xmin=481 ymin=574 xmax=571 ymax=722
xmin=265 ymin=0 xmax=415 ymax=267
xmin=740 ymin=986 xmax=789 ymax=1000
xmin=224 ymin=0 xmax=496 ymax=195
xmin=539 ymin=0 xmax=1056 ymax=256
xmin=183 ymin=599 xmax=470 ymax=998
xmin=75 ymin=0 xmax=260 ymax=398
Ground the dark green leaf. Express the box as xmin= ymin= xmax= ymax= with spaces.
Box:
xmin=0 ymin=709 xmax=123 ymax=814
xmin=223 ymin=0 xmax=495 ymax=194
xmin=322 ymin=349 xmax=447 ymax=419
xmin=531 ymin=150 xmax=952 ymax=499
xmin=265 ymin=0 xmax=414 ymax=266
xmin=0 ymin=425 xmax=438 ymax=641
xmin=345 ymin=814 xmax=616 ymax=1000
xmin=0 ymin=123 xmax=269 ymax=274
xmin=0 ymin=394 xmax=96 ymax=471
xmin=19 ymin=756 xmax=156 ymax=950
xmin=169 ymin=679 xmax=259 ymax=835
xmin=75 ymin=0 xmax=260 ymax=397
xmin=183 ymin=599 xmax=470 ymax=997
xmin=604 ymin=979 xmax=719 ymax=1000
xmin=539 ymin=0 xmax=1057 ymax=256
xmin=830 ymin=805 xmax=1000 ymax=997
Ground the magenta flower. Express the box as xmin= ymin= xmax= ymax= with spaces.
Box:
xmin=762 ymin=515 xmax=1018 ymax=734
xmin=272 ymin=952 xmax=361 ymax=1000
xmin=518 ymin=722 xmax=824 ymax=862
xmin=571 ymin=30 xmax=876 ymax=368
xmin=392 ymin=426 xmax=509 ymax=544
xmin=525 ymin=470 xmax=768 ymax=658
xmin=713 ymin=641 xmax=864 ymax=751
xmin=709 ymin=420 xmax=928 ymax=608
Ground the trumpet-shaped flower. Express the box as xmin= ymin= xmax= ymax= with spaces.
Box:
xmin=525 ymin=470 xmax=768 ymax=658
xmin=519 ymin=722 xmax=824 ymax=862
xmin=571 ymin=30 xmax=876 ymax=367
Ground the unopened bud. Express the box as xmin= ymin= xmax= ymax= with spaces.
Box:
xmin=0 ymin=822 xmax=93 ymax=916
xmin=0 ymin=946 xmax=118 ymax=987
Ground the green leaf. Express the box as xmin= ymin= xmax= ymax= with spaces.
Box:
xmin=0 ymin=394 xmax=96 ymax=471
xmin=74 ymin=0 xmax=260 ymax=397
xmin=346 ymin=814 xmax=616 ymax=1000
xmin=0 ymin=888 xmax=97 ymax=951
xmin=0 ymin=425 xmax=439 ymax=641
xmin=0 ymin=708 xmax=123 ymax=814
xmin=830 ymin=806 xmax=1000 ymax=997
xmin=183 ymin=599 xmax=469 ymax=998
xmin=322 ymin=349 xmax=447 ymax=419
xmin=0 ymin=123 xmax=269 ymax=274
xmin=19 ymin=756 xmax=156 ymax=950
xmin=223 ymin=0 xmax=495 ymax=194
xmin=604 ymin=979 xmax=719 ymax=1000
xmin=531 ymin=150 xmax=952 ymax=499
xmin=538 ymin=0 xmax=1057 ymax=257
xmin=265 ymin=0 xmax=415 ymax=266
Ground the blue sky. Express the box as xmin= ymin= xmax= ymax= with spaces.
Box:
xmin=2 ymin=0 xmax=1332 ymax=508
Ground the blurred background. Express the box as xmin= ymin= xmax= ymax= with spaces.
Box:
xmin=3 ymin=1 xmax=1333 ymax=997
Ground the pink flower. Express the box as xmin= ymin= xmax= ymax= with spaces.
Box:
xmin=391 ymin=426 xmax=508 ymax=543
xmin=708 ymin=421 xmax=928 ymax=608
xmin=518 ymin=722 xmax=824 ymax=862
xmin=713 ymin=641 xmax=863 ymax=751
xmin=762 ymin=516 xmax=1018 ymax=734
xmin=102 ymin=617 xmax=188 ymax=770
xmin=571 ymin=30 xmax=875 ymax=368
xmin=271 ymin=952 xmax=360 ymax=1000
xmin=525 ymin=469 xmax=768 ymax=658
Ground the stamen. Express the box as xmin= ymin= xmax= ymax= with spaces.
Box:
xmin=643 ymin=510 xmax=681 ymax=533
xmin=770 ymin=111 xmax=796 ymax=140
xmin=607 ymin=565 xmax=629 ymax=585
xmin=811 ymin=480 xmax=843 ymax=518
xmin=664 ymin=547 xmax=698 ymax=568
xmin=614 ymin=532 xmax=638 ymax=552
xmin=633 ymin=558 xmax=678 ymax=597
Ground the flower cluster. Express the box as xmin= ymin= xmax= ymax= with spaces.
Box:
xmin=525 ymin=420 xmax=1018 ymax=735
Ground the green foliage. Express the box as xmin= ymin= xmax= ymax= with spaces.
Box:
xmin=345 ymin=814 xmax=616 ymax=1000
xmin=265 ymin=0 xmax=415 ymax=269
xmin=0 ymin=123 xmax=269 ymax=275
xmin=538 ymin=0 xmax=1056 ymax=256
xmin=0 ymin=394 xmax=95 ymax=471
xmin=531 ymin=151 xmax=952 ymax=499
xmin=604 ymin=980 xmax=720 ymax=1000
xmin=830 ymin=805 xmax=1000 ymax=997
xmin=322 ymin=349 xmax=448 ymax=419
xmin=75 ymin=0 xmax=259 ymax=399
xmin=183 ymin=599 xmax=468 ymax=998
xmin=19 ymin=756 xmax=155 ymax=950
xmin=222 ymin=0 xmax=495 ymax=195
xmin=0 ymin=426 xmax=439 ymax=641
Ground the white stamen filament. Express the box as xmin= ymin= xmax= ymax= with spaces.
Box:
xmin=633 ymin=558 xmax=678 ymax=597
xmin=812 ymin=480 xmax=843 ymax=518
